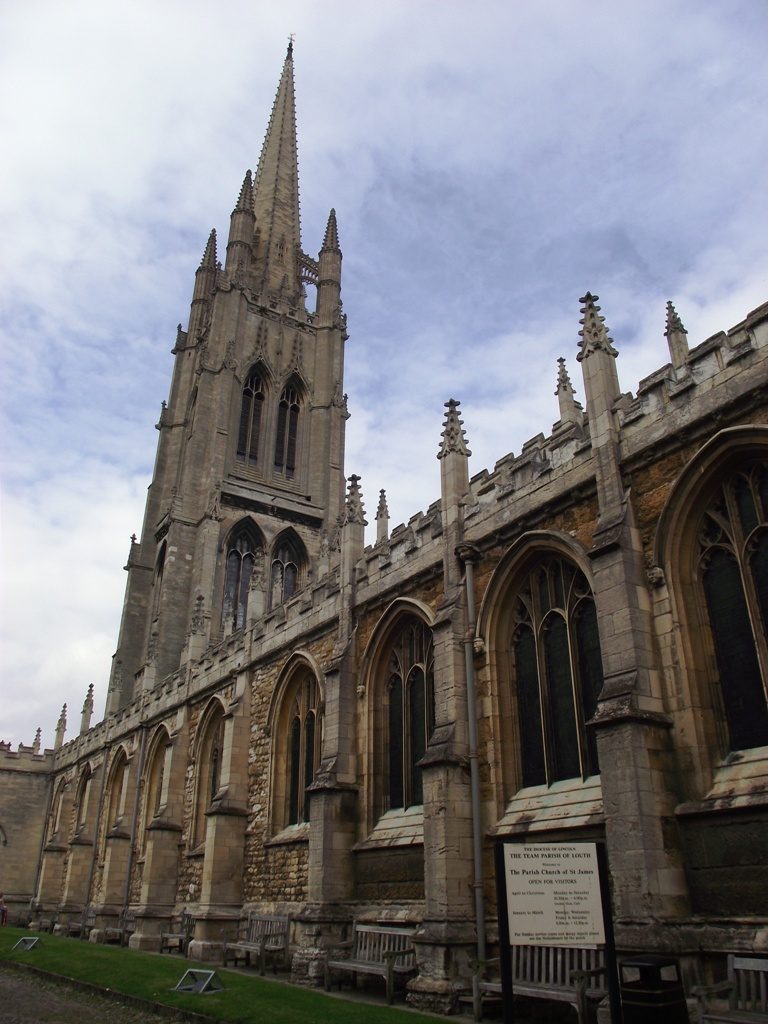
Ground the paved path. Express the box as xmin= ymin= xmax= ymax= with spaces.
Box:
xmin=0 ymin=966 xmax=169 ymax=1024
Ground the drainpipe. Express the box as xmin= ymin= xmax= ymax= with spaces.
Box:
xmin=456 ymin=544 xmax=486 ymax=988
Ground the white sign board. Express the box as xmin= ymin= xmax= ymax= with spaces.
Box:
xmin=503 ymin=842 xmax=605 ymax=947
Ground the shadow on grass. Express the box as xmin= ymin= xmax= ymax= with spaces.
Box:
xmin=0 ymin=926 xmax=444 ymax=1024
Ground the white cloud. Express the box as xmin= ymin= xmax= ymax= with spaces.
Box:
xmin=1 ymin=0 xmax=767 ymax=746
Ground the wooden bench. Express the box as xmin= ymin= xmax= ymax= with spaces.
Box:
xmin=160 ymin=910 xmax=195 ymax=955
xmin=222 ymin=912 xmax=290 ymax=974
xmin=324 ymin=922 xmax=416 ymax=1005
xmin=105 ymin=907 xmax=135 ymax=946
xmin=67 ymin=906 xmax=96 ymax=939
xmin=694 ymin=955 xmax=768 ymax=1022
xmin=465 ymin=946 xmax=607 ymax=1022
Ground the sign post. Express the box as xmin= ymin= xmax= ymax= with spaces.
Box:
xmin=495 ymin=840 xmax=622 ymax=1023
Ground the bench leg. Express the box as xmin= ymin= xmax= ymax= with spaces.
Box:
xmin=386 ymin=964 xmax=394 ymax=1005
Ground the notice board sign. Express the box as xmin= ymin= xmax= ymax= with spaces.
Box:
xmin=494 ymin=839 xmax=622 ymax=1023
xmin=502 ymin=842 xmax=605 ymax=947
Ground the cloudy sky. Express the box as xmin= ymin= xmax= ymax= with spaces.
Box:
xmin=2 ymin=0 xmax=767 ymax=749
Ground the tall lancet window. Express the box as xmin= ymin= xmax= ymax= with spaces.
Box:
xmin=285 ymin=675 xmax=320 ymax=826
xmin=510 ymin=557 xmax=603 ymax=788
xmin=237 ymin=371 xmax=265 ymax=465
xmin=270 ymin=535 xmax=303 ymax=608
xmin=274 ymin=385 xmax=300 ymax=479
xmin=386 ymin=618 xmax=435 ymax=811
xmin=698 ymin=463 xmax=768 ymax=751
xmin=222 ymin=527 xmax=260 ymax=632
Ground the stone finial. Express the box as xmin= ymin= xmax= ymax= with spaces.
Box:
xmin=665 ymin=299 xmax=690 ymax=369
xmin=199 ymin=228 xmax=217 ymax=269
xmin=343 ymin=475 xmax=368 ymax=526
xmin=54 ymin=703 xmax=67 ymax=750
xmin=234 ymin=169 xmax=254 ymax=213
xmin=321 ymin=208 xmax=340 ymax=252
xmin=375 ymin=489 xmax=390 ymax=545
xmin=577 ymin=292 xmax=618 ymax=362
xmin=438 ymin=398 xmax=472 ymax=460
xmin=555 ymin=357 xmax=583 ymax=424
xmin=33 ymin=727 xmax=41 ymax=754
xmin=80 ymin=684 xmax=94 ymax=735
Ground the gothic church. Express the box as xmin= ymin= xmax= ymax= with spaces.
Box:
xmin=2 ymin=42 xmax=767 ymax=1015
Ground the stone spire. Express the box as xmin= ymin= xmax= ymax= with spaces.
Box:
xmin=577 ymin=292 xmax=618 ymax=361
xmin=235 ymin=169 xmax=254 ymax=213
xmin=80 ymin=683 xmax=94 ymax=735
xmin=438 ymin=398 xmax=471 ymax=460
xmin=54 ymin=703 xmax=67 ymax=751
xmin=193 ymin=228 xmax=218 ymax=301
xmin=199 ymin=228 xmax=218 ymax=269
xmin=253 ymin=42 xmax=302 ymax=301
xmin=375 ymin=489 xmax=390 ymax=545
xmin=665 ymin=300 xmax=689 ymax=369
xmin=343 ymin=474 xmax=367 ymax=526
xmin=33 ymin=727 xmax=41 ymax=754
xmin=321 ymin=208 xmax=340 ymax=252
xmin=555 ymin=357 xmax=583 ymax=425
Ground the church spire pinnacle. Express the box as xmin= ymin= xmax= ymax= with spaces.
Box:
xmin=253 ymin=44 xmax=302 ymax=302
xmin=322 ymin=208 xmax=340 ymax=252
xmin=234 ymin=169 xmax=254 ymax=213
xmin=665 ymin=299 xmax=690 ymax=369
xmin=199 ymin=228 xmax=217 ymax=269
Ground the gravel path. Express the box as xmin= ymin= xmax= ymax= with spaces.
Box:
xmin=0 ymin=966 xmax=172 ymax=1024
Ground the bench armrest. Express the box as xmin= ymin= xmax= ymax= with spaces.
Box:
xmin=325 ymin=939 xmax=353 ymax=952
xmin=691 ymin=980 xmax=733 ymax=1002
xmin=469 ymin=957 xmax=501 ymax=975
xmin=383 ymin=948 xmax=414 ymax=962
xmin=570 ymin=967 xmax=607 ymax=983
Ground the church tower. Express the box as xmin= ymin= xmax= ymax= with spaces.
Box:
xmin=107 ymin=43 xmax=348 ymax=711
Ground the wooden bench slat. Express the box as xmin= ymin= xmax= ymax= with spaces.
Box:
xmin=324 ymin=922 xmax=416 ymax=1005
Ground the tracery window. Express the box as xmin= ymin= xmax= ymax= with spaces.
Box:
xmin=284 ymin=675 xmax=320 ymax=827
xmin=106 ymin=752 xmax=128 ymax=828
xmin=192 ymin=704 xmax=225 ymax=849
xmin=270 ymin=536 xmax=302 ymax=608
xmin=236 ymin=371 xmax=265 ymax=465
xmin=74 ymin=768 xmax=92 ymax=832
xmin=385 ymin=618 xmax=435 ymax=811
xmin=152 ymin=542 xmax=166 ymax=621
xmin=510 ymin=557 xmax=603 ymax=788
xmin=222 ymin=527 xmax=261 ymax=632
xmin=274 ymin=385 xmax=300 ymax=479
xmin=697 ymin=464 xmax=768 ymax=750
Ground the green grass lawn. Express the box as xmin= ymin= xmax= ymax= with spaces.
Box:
xmin=0 ymin=926 xmax=447 ymax=1024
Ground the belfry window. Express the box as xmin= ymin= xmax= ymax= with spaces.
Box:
xmin=274 ymin=385 xmax=300 ymax=479
xmin=697 ymin=464 xmax=768 ymax=751
xmin=237 ymin=371 xmax=265 ymax=465
xmin=222 ymin=528 xmax=260 ymax=632
xmin=270 ymin=536 xmax=302 ymax=608
xmin=386 ymin=618 xmax=435 ymax=811
xmin=510 ymin=558 xmax=603 ymax=788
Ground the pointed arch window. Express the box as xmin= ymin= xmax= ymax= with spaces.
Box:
xmin=386 ymin=618 xmax=435 ymax=811
xmin=270 ymin=535 xmax=303 ymax=608
xmin=274 ymin=385 xmax=300 ymax=479
xmin=192 ymin=705 xmax=225 ymax=849
xmin=222 ymin=527 xmax=261 ymax=633
xmin=283 ymin=675 xmax=320 ymax=827
xmin=510 ymin=558 xmax=603 ymax=788
xmin=237 ymin=370 xmax=265 ymax=465
xmin=697 ymin=463 xmax=768 ymax=751
xmin=106 ymin=752 xmax=128 ymax=828
xmin=152 ymin=542 xmax=166 ymax=621
xmin=74 ymin=767 xmax=92 ymax=833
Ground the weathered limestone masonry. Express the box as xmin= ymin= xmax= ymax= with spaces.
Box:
xmin=4 ymin=41 xmax=768 ymax=1017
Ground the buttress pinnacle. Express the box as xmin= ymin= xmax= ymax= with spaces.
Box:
xmin=235 ymin=169 xmax=254 ymax=213
xmin=199 ymin=228 xmax=218 ymax=269
xmin=577 ymin=292 xmax=618 ymax=362
xmin=322 ymin=208 xmax=340 ymax=252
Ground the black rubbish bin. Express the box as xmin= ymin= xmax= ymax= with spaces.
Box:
xmin=619 ymin=956 xmax=690 ymax=1023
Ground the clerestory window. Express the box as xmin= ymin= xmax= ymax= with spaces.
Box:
xmin=510 ymin=557 xmax=603 ymax=788
xmin=697 ymin=463 xmax=768 ymax=751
